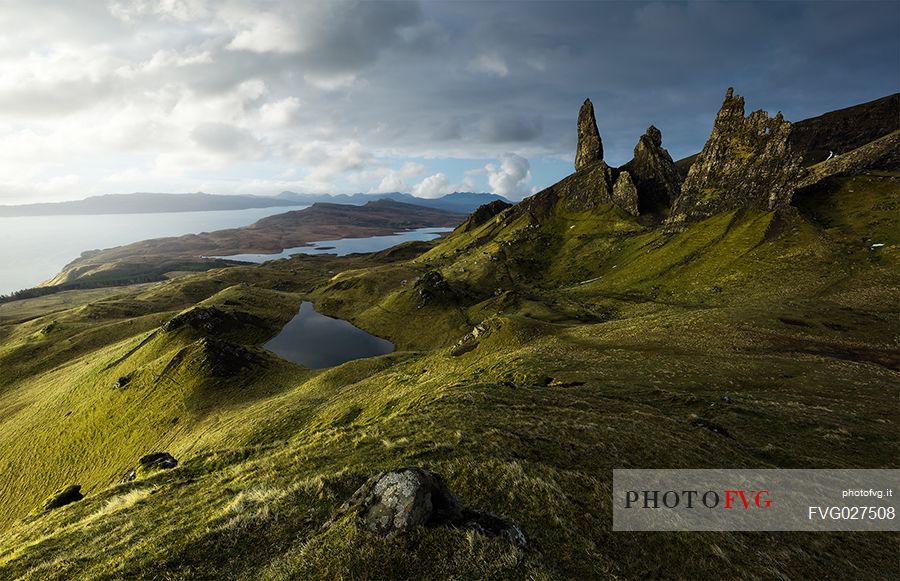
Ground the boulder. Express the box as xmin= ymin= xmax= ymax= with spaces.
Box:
xmin=333 ymin=467 xmax=526 ymax=546
xmin=575 ymin=98 xmax=603 ymax=170
xmin=667 ymin=88 xmax=805 ymax=228
xmin=122 ymin=452 xmax=178 ymax=482
xmin=43 ymin=484 xmax=83 ymax=511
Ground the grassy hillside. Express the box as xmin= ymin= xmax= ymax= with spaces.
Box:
xmin=0 ymin=174 xmax=897 ymax=579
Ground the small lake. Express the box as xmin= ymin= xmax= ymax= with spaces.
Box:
xmin=211 ymin=227 xmax=453 ymax=263
xmin=265 ymin=301 xmax=394 ymax=369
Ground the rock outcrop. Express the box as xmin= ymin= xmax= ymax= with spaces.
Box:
xmin=122 ymin=452 xmax=178 ymax=482
xmin=667 ymin=88 xmax=805 ymax=228
xmin=331 ymin=467 xmax=526 ymax=546
xmin=622 ymin=125 xmax=683 ymax=214
xmin=414 ymin=271 xmax=454 ymax=307
xmin=458 ymin=200 xmax=513 ymax=232
xmin=612 ymin=171 xmax=639 ymax=216
xmin=575 ymin=98 xmax=603 ymax=170
xmin=42 ymin=485 xmax=83 ymax=511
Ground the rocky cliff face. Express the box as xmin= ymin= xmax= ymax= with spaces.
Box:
xmin=612 ymin=171 xmax=639 ymax=216
xmin=519 ymin=158 xmax=615 ymax=220
xmin=667 ymin=88 xmax=805 ymax=228
xmin=575 ymin=99 xmax=603 ymax=170
xmin=457 ymin=199 xmax=513 ymax=232
xmin=622 ymin=125 xmax=682 ymax=214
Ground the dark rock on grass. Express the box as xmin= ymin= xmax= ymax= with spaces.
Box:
xmin=414 ymin=271 xmax=454 ymax=307
xmin=163 ymin=306 xmax=261 ymax=335
xmin=691 ymin=418 xmax=734 ymax=439
xmin=333 ymin=467 xmax=526 ymax=547
xmin=43 ymin=484 xmax=83 ymax=511
xmin=140 ymin=452 xmax=178 ymax=470
xmin=114 ymin=374 xmax=132 ymax=389
xmin=197 ymin=338 xmax=261 ymax=377
xmin=122 ymin=452 xmax=178 ymax=482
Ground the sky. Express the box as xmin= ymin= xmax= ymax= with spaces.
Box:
xmin=0 ymin=0 xmax=897 ymax=205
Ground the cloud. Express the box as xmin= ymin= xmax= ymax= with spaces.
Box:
xmin=486 ymin=153 xmax=531 ymax=200
xmin=480 ymin=117 xmax=543 ymax=143
xmin=472 ymin=52 xmax=509 ymax=77
xmin=259 ymin=96 xmax=301 ymax=128
xmin=190 ymin=122 xmax=262 ymax=156
xmin=412 ymin=173 xmax=453 ymax=198
xmin=369 ymin=161 xmax=427 ymax=193
xmin=0 ymin=0 xmax=896 ymax=203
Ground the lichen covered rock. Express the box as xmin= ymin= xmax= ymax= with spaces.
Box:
xmin=668 ymin=88 xmax=805 ymax=228
xmin=575 ymin=98 xmax=603 ymax=170
xmin=623 ymin=125 xmax=683 ymax=214
xmin=612 ymin=170 xmax=639 ymax=216
xmin=332 ymin=467 xmax=526 ymax=546
xmin=458 ymin=200 xmax=513 ymax=232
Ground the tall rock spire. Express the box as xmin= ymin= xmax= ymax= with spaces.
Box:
xmin=575 ymin=98 xmax=603 ymax=170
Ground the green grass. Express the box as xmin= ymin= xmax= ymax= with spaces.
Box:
xmin=0 ymin=174 xmax=897 ymax=579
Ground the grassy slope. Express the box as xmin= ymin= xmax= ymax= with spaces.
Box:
xmin=0 ymin=174 xmax=897 ymax=579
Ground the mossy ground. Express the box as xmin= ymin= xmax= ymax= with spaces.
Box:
xmin=0 ymin=175 xmax=897 ymax=579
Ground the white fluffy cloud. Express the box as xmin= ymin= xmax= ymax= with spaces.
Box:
xmin=486 ymin=153 xmax=532 ymax=199
xmin=412 ymin=173 xmax=453 ymax=198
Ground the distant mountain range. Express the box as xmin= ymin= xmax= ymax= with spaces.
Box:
xmin=0 ymin=191 xmax=510 ymax=217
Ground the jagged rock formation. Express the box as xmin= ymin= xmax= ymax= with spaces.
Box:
xmin=667 ymin=88 xmax=805 ymax=228
xmin=331 ymin=467 xmax=526 ymax=546
xmin=575 ymin=99 xmax=603 ymax=170
xmin=457 ymin=200 xmax=513 ymax=232
xmin=612 ymin=171 xmax=639 ymax=216
xmin=622 ymin=125 xmax=683 ymax=214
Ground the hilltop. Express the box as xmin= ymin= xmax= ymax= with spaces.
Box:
xmin=0 ymin=90 xmax=896 ymax=579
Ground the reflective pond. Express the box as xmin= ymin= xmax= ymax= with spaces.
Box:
xmin=264 ymin=301 xmax=394 ymax=369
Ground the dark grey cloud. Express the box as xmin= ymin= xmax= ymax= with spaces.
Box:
xmin=479 ymin=116 xmax=543 ymax=143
